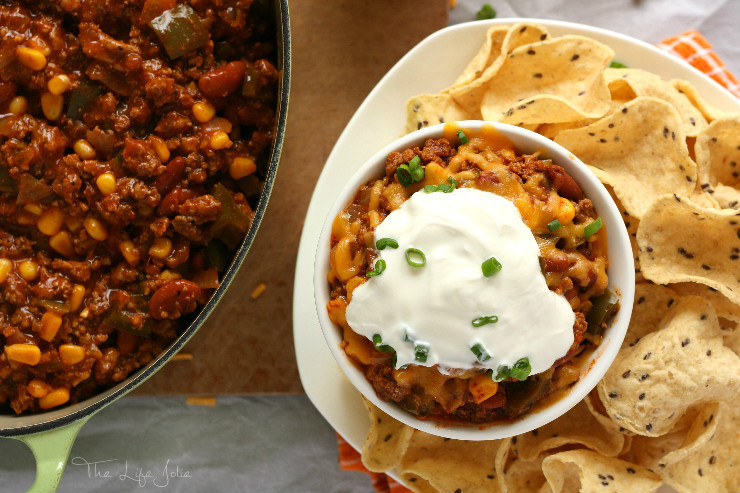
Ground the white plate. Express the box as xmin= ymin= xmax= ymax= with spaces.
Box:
xmin=292 ymin=17 xmax=740 ymax=481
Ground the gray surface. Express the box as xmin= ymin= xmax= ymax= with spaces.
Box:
xmin=0 ymin=396 xmax=369 ymax=493
xmin=2 ymin=2 xmax=740 ymax=492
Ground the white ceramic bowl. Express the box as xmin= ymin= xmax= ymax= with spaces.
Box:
xmin=313 ymin=120 xmax=635 ymax=441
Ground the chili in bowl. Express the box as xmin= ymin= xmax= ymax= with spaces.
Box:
xmin=314 ymin=121 xmax=634 ymax=440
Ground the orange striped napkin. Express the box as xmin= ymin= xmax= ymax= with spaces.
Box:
xmin=336 ymin=30 xmax=738 ymax=493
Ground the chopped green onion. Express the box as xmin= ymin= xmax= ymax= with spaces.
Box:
xmin=424 ymin=179 xmax=456 ymax=194
xmin=403 ymin=329 xmax=413 ymax=342
xmin=376 ymin=238 xmax=399 ymax=250
xmin=481 ymin=256 xmax=502 ymax=277
xmin=737 ymin=228 xmax=740 ymax=240
xmin=456 ymin=130 xmax=470 ymax=144
xmin=406 ymin=248 xmax=426 ymax=267
xmin=609 ymin=61 xmax=627 ymax=69
xmin=414 ymin=343 xmax=429 ymax=363
xmin=472 ymin=315 xmax=499 ymax=327
xmin=372 ymin=334 xmax=395 ymax=353
xmin=396 ymin=164 xmax=412 ymax=187
xmin=584 ymin=217 xmax=603 ymax=238
xmin=547 ymin=219 xmax=563 ymax=232
xmin=475 ymin=4 xmax=497 ymax=20
xmin=366 ymin=259 xmax=386 ymax=277
xmin=509 ymin=357 xmax=532 ymax=381
xmin=396 ymin=156 xmax=425 ymax=186
xmin=470 ymin=343 xmax=491 ymax=362
xmin=493 ymin=365 xmax=510 ymax=382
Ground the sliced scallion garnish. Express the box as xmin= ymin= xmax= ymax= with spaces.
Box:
xmin=366 ymin=259 xmax=386 ymax=277
xmin=481 ymin=256 xmax=502 ymax=277
xmin=471 ymin=343 xmax=491 ymax=362
xmin=547 ymin=219 xmax=563 ymax=232
xmin=372 ymin=333 xmax=394 ymax=353
xmin=414 ymin=343 xmax=429 ymax=363
xmin=376 ymin=238 xmax=399 ymax=250
xmin=493 ymin=364 xmax=510 ymax=382
xmin=472 ymin=315 xmax=499 ymax=327
xmin=406 ymin=248 xmax=426 ymax=267
xmin=456 ymin=130 xmax=470 ymax=144
xmin=509 ymin=357 xmax=532 ymax=381
xmin=584 ymin=217 xmax=603 ymax=238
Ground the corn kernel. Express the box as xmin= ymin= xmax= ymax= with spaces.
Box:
xmin=8 ymin=96 xmax=28 ymax=116
xmin=38 ymin=387 xmax=70 ymax=409
xmin=27 ymin=379 xmax=51 ymax=398
xmin=229 ymin=157 xmax=257 ymax=180
xmin=47 ymin=74 xmax=71 ymax=95
xmin=65 ymin=216 xmax=83 ymax=232
xmin=96 ymin=173 xmax=116 ymax=195
xmin=5 ymin=344 xmax=41 ymax=366
xmin=37 ymin=207 xmax=65 ymax=236
xmin=59 ymin=344 xmax=85 ymax=365
xmin=16 ymin=46 xmax=47 ymax=71
xmin=40 ymin=92 xmax=64 ymax=121
xmin=0 ymin=259 xmax=12 ymax=284
xmin=159 ymin=270 xmax=181 ymax=280
xmin=83 ymin=217 xmax=108 ymax=241
xmin=556 ymin=197 xmax=576 ymax=224
xmin=18 ymin=260 xmax=39 ymax=281
xmin=73 ymin=139 xmax=96 ymax=160
xmin=192 ymin=101 xmax=216 ymax=123
xmin=119 ymin=240 xmax=140 ymax=266
xmin=49 ymin=230 xmax=74 ymax=257
xmin=210 ymin=131 xmax=232 ymax=150
xmin=70 ymin=284 xmax=85 ymax=312
xmin=39 ymin=311 xmax=63 ymax=342
xmin=23 ymin=203 xmax=43 ymax=215
xmin=148 ymin=237 xmax=172 ymax=259
xmin=148 ymin=135 xmax=170 ymax=163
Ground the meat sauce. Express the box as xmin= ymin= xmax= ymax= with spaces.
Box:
xmin=0 ymin=0 xmax=277 ymax=414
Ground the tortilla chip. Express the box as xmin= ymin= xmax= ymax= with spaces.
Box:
xmin=694 ymin=116 xmax=740 ymax=197
xmin=605 ymin=185 xmax=643 ymax=281
xmin=477 ymin=35 xmax=613 ymax=125
xmin=661 ymin=397 xmax=740 ymax=493
xmin=605 ymin=68 xmax=707 ymax=137
xmin=671 ymin=79 xmax=736 ymax=123
xmin=637 ymin=194 xmax=740 ymax=305
xmin=404 ymin=93 xmax=474 ymax=134
xmin=598 ymin=296 xmax=740 ymax=437
xmin=555 ymin=97 xmax=697 ymax=218
xmin=399 ymin=432 xmax=507 ymax=493
xmin=360 ymin=398 xmax=415 ymax=472
xmin=670 ymin=282 xmax=740 ymax=324
xmin=449 ymin=26 xmax=512 ymax=89
xmin=542 ymin=450 xmax=663 ymax=493
xmin=499 ymin=454 xmax=547 ymax=493
xmin=626 ymin=283 xmax=678 ymax=347
xmin=711 ymin=183 xmax=740 ymax=209
xmin=447 ymin=22 xmax=551 ymax=114
xmin=510 ymin=400 xmax=626 ymax=461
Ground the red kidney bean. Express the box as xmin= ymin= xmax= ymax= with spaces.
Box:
xmin=545 ymin=164 xmax=584 ymax=201
xmin=153 ymin=156 xmax=186 ymax=195
xmin=149 ymin=279 xmax=201 ymax=320
xmin=198 ymin=61 xmax=246 ymax=99
xmin=157 ymin=185 xmax=199 ymax=216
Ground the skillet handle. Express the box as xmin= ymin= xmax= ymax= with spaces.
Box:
xmin=16 ymin=415 xmax=92 ymax=493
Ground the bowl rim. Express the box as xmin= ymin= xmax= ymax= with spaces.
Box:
xmin=313 ymin=120 xmax=635 ymax=441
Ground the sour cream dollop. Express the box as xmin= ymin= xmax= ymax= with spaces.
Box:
xmin=345 ymin=187 xmax=575 ymax=375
